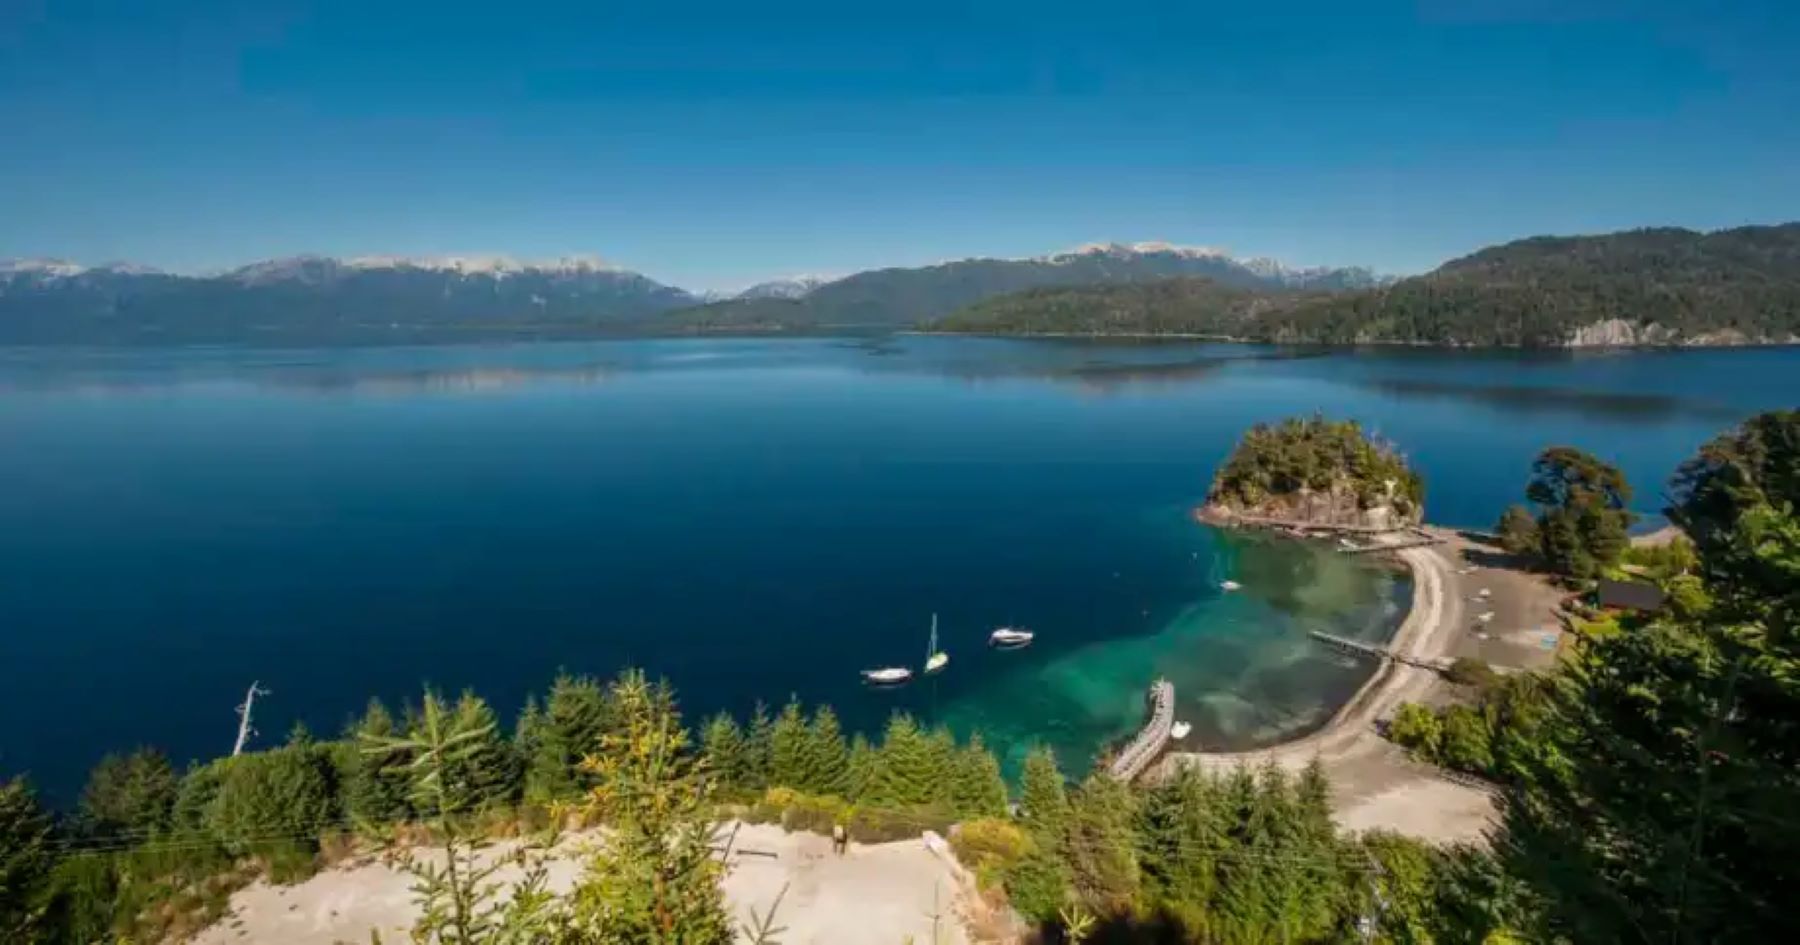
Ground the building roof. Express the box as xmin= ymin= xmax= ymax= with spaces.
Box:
xmin=1597 ymin=578 xmax=1666 ymax=612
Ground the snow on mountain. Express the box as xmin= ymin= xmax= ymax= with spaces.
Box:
xmin=733 ymin=275 xmax=835 ymax=300
xmin=1045 ymin=241 xmax=1232 ymax=262
xmin=1043 ymin=242 xmax=1383 ymax=288
xmin=0 ymin=258 xmax=89 ymax=278
xmin=343 ymin=254 xmax=620 ymax=276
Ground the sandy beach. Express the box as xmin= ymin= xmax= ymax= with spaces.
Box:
xmin=1165 ymin=527 xmax=1564 ymax=844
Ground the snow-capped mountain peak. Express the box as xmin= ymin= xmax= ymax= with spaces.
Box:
xmin=344 ymin=254 xmax=619 ymax=276
xmin=1046 ymin=241 xmax=1232 ymax=262
xmin=0 ymin=258 xmax=89 ymax=278
xmin=732 ymin=275 xmax=836 ymax=300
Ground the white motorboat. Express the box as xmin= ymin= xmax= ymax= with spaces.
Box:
xmin=989 ymin=626 xmax=1034 ymax=649
xmin=1220 ymin=580 xmax=1243 ymax=592
xmin=861 ymin=666 xmax=914 ymax=687
xmin=924 ymin=613 xmax=949 ymax=675
xmin=1170 ymin=721 xmax=1193 ymax=740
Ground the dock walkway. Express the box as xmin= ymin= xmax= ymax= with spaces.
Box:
xmin=1308 ymin=630 xmax=1454 ymax=672
xmin=1108 ymin=679 xmax=1175 ymax=782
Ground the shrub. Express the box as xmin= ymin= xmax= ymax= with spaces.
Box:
xmin=206 ymin=746 xmax=340 ymax=855
xmin=846 ymin=806 xmax=953 ymax=844
xmin=777 ymin=791 xmax=847 ymax=836
xmin=1387 ymin=702 xmax=1444 ymax=762
xmin=1003 ymin=846 xmax=1073 ymax=923
xmin=950 ymin=818 xmax=1032 ymax=885
xmin=1445 ymin=658 xmax=1503 ymax=692
xmin=1439 ymin=705 xmax=1495 ymax=774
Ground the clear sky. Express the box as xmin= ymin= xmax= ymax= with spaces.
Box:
xmin=2 ymin=1 xmax=1797 ymax=291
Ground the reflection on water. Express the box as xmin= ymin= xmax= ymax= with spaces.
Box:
xmin=1362 ymin=377 xmax=1742 ymax=422
xmin=0 ymin=337 xmax=1785 ymax=413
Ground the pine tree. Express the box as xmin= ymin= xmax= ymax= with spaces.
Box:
xmin=1136 ymin=766 xmax=1224 ymax=933
xmin=1018 ymin=745 xmax=1071 ymax=842
xmin=767 ymin=698 xmax=810 ymax=791
xmin=79 ymin=747 xmax=178 ymax=838
xmin=346 ymin=697 xmax=412 ymax=826
xmin=803 ymin=705 xmax=851 ymax=797
xmin=700 ymin=712 xmax=749 ymax=794
xmin=525 ymin=673 xmax=610 ymax=805
xmin=950 ymin=732 xmax=1008 ymax=818
xmin=513 ymin=695 xmax=545 ymax=794
xmin=368 ymin=688 xmax=556 ymax=944
xmin=1258 ymin=761 xmax=1337 ymax=941
xmin=924 ymin=726 xmax=959 ymax=808
xmin=867 ymin=713 xmax=941 ymax=808
xmin=435 ymin=690 xmax=520 ymax=812
xmin=563 ymin=671 xmax=733 ymax=943
xmin=1213 ymin=764 xmax=1270 ymax=938
xmin=845 ymin=734 xmax=877 ymax=802
xmin=0 ymin=777 xmax=52 ymax=942
xmin=743 ymin=701 xmax=775 ymax=792
xmin=1064 ymin=772 xmax=1140 ymax=916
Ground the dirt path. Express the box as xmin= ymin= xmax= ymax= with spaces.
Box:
xmin=192 ymin=823 xmax=974 ymax=945
xmin=1164 ymin=534 xmax=1514 ymax=844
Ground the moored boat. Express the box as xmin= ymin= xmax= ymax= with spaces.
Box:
xmin=1171 ymin=721 xmax=1193 ymax=740
xmin=861 ymin=666 xmax=914 ymax=687
xmin=989 ymin=626 xmax=1034 ymax=649
xmin=1220 ymin=580 xmax=1242 ymax=591
xmin=923 ymin=613 xmax=949 ymax=675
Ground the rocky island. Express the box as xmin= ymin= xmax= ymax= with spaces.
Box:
xmin=1198 ymin=415 xmax=1425 ymax=531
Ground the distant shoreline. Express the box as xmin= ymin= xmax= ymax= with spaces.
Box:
xmin=909 ymin=329 xmax=1800 ymax=350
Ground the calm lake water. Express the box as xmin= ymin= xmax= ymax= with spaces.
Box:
xmin=1 ymin=338 xmax=1794 ymax=800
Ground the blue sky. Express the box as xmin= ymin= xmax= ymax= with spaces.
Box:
xmin=2 ymin=1 xmax=1797 ymax=290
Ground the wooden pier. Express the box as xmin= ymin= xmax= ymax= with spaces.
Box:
xmin=1308 ymin=630 xmax=1452 ymax=672
xmin=1108 ymin=679 xmax=1175 ymax=783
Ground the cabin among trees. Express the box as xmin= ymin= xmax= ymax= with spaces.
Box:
xmin=1596 ymin=577 xmax=1667 ymax=613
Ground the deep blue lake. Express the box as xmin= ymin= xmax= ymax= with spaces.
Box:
xmin=1 ymin=337 xmax=1794 ymax=800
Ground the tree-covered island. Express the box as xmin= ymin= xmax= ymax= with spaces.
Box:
xmin=1200 ymin=415 xmax=1425 ymax=530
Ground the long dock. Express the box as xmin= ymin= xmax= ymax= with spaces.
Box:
xmin=1308 ymin=630 xmax=1453 ymax=672
xmin=1108 ymin=679 xmax=1175 ymax=782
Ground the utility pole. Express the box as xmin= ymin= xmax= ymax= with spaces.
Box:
xmin=232 ymin=680 xmax=271 ymax=756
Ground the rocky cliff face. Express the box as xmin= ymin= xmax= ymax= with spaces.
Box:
xmin=1201 ymin=482 xmax=1419 ymax=531
xmin=1563 ymin=319 xmax=1796 ymax=347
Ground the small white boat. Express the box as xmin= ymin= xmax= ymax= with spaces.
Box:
xmin=1220 ymin=580 xmax=1242 ymax=592
xmin=923 ymin=613 xmax=949 ymax=675
xmin=861 ymin=667 xmax=914 ymax=687
xmin=989 ymin=626 xmax=1034 ymax=649
xmin=1477 ymin=611 xmax=1496 ymax=623
xmin=1170 ymin=721 xmax=1193 ymax=740
xmin=1478 ymin=588 xmax=1493 ymax=598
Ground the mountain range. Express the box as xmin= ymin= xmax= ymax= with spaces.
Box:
xmin=4 ymin=225 xmax=1796 ymax=345
xmin=0 ymin=244 xmax=1379 ymax=344
xmin=938 ymin=224 xmax=1800 ymax=347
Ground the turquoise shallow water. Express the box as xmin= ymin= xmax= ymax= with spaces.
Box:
xmin=0 ymin=338 xmax=1792 ymax=798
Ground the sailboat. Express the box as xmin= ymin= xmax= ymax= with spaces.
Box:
xmin=924 ymin=613 xmax=949 ymax=675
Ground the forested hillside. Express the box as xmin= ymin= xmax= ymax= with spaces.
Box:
xmin=932 ymin=277 xmax=1300 ymax=336
xmin=937 ymin=224 xmax=1800 ymax=346
xmin=658 ymin=245 xmax=1375 ymax=333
